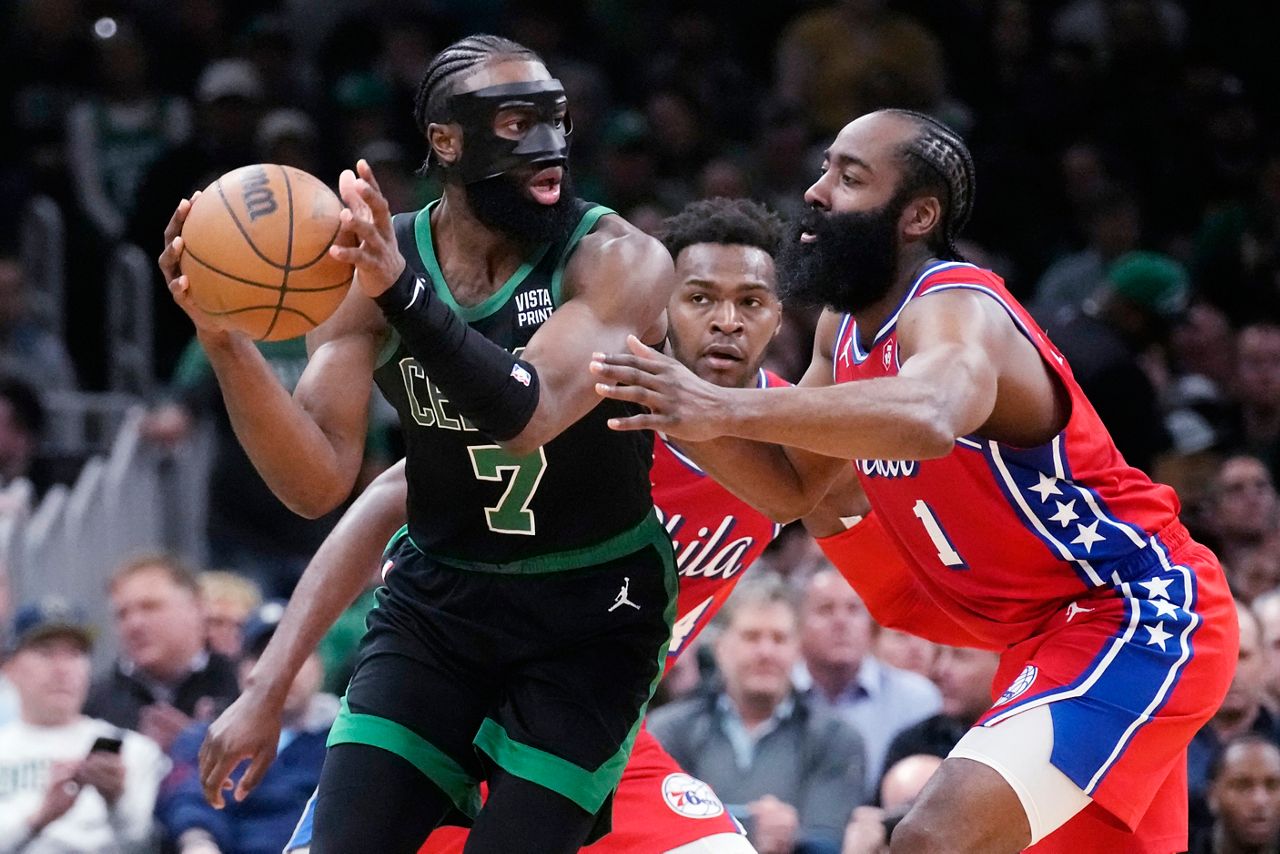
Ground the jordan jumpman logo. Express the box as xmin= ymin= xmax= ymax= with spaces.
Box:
xmin=609 ymin=577 xmax=640 ymax=612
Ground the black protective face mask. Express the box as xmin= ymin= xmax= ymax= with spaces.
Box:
xmin=444 ymin=79 xmax=572 ymax=184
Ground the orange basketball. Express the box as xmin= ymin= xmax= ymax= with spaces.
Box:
xmin=179 ymin=164 xmax=355 ymax=341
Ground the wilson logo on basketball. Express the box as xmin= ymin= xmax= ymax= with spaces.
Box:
xmin=661 ymin=773 xmax=724 ymax=819
xmin=240 ymin=164 xmax=279 ymax=221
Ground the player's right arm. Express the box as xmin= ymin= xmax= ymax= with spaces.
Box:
xmin=607 ymin=311 xmax=852 ymax=522
xmin=158 ymin=195 xmax=381 ymax=517
xmin=197 ymin=459 xmax=409 ymax=808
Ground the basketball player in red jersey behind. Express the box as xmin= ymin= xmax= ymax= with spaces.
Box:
xmin=592 ymin=110 xmax=1238 ymax=853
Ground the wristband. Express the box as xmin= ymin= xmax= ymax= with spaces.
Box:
xmin=376 ymin=267 xmax=541 ymax=441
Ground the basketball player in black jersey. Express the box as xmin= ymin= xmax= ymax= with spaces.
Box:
xmin=157 ymin=35 xmax=677 ymax=854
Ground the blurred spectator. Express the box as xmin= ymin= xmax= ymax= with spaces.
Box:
xmin=1 ymin=0 xmax=94 ymax=186
xmin=1254 ymin=590 xmax=1280 ymax=712
xmin=775 ymin=0 xmax=947 ymax=137
xmin=1048 ymin=251 xmax=1190 ymax=473
xmin=841 ymin=754 xmax=942 ymax=854
xmin=1189 ymin=734 xmax=1280 ymax=854
xmin=1051 ymin=0 xmax=1187 ymax=62
xmin=255 ymin=108 xmax=321 ymax=175
xmin=1192 ymin=146 xmax=1280 ymax=324
xmin=643 ymin=7 xmax=757 ymax=143
xmin=0 ymin=564 xmax=15 ymax=726
xmin=1205 ymin=456 xmax=1280 ymax=572
xmin=0 ymin=256 xmax=77 ymax=391
xmin=646 ymin=89 xmax=712 ymax=187
xmin=142 ymin=336 xmax=345 ymax=596
xmin=157 ymin=600 xmax=334 ymax=854
xmin=0 ymin=597 xmax=165 ymax=853
xmin=1228 ymin=323 xmax=1280 ymax=480
xmin=0 ymin=375 xmax=47 ymax=491
xmin=198 ymin=572 xmax=262 ymax=661
xmin=1188 ymin=601 xmax=1280 ymax=838
xmin=66 ymin=20 xmax=192 ymax=243
xmin=1160 ymin=301 xmax=1237 ymax=469
xmin=881 ymin=646 xmax=1001 ymax=775
xmin=1030 ymin=186 xmax=1142 ymax=324
xmin=797 ymin=568 xmax=941 ymax=787
xmin=1229 ymin=543 xmax=1280 ymax=608
xmin=872 ymin=628 xmax=936 ymax=680
xmin=128 ymin=57 xmax=265 ymax=376
xmin=240 ymin=13 xmax=320 ymax=113
xmin=649 ymin=574 xmax=866 ymax=854
xmin=329 ymin=71 xmax=394 ymax=170
xmin=85 ymin=555 xmax=239 ymax=752
xmin=698 ymin=158 xmax=753 ymax=202
xmin=750 ymin=101 xmax=816 ymax=223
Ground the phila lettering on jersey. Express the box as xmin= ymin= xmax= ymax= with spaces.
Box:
xmin=831 ymin=261 xmax=1185 ymax=646
xmin=654 ymin=369 xmax=786 ymax=669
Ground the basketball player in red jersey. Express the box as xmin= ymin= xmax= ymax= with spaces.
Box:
xmin=591 ymin=110 xmax=1238 ymax=853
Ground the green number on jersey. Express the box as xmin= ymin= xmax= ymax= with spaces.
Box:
xmin=466 ymin=445 xmax=548 ymax=535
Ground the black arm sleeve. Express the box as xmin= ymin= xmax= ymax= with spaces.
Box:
xmin=374 ymin=268 xmax=540 ymax=442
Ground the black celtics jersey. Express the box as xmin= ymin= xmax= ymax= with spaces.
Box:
xmin=374 ymin=200 xmax=656 ymax=567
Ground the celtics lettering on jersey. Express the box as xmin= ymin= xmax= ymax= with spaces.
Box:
xmin=376 ymin=202 xmax=655 ymax=564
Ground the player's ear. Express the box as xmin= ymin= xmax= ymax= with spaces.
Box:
xmin=427 ymin=122 xmax=461 ymax=167
xmin=901 ymin=196 xmax=941 ymax=242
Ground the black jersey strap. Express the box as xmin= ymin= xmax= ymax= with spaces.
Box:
xmin=375 ymin=266 xmax=539 ymax=442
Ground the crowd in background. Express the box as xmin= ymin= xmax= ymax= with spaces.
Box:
xmin=3 ymin=0 xmax=1280 ymax=851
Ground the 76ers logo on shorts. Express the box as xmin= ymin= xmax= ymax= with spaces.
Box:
xmin=661 ymin=773 xmax=725 ymax=819
xmin=995 ymin=664 xmax=1038 ymax=706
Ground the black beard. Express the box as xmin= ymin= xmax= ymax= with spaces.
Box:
xmin=775 ymin=198 xmax=904 ymax=315
xmin=465 ymin=170 xmax=580 ymax=244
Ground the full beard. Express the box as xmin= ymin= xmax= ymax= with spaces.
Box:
xmin=775 ymin=198 xmax=904 ymax=316
xmin=465 ymin=169 xmax=580 ymax=244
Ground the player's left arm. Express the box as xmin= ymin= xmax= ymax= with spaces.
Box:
xmin=596 ymin=289 xmax=1007 ymax=462
xmin=501 ymin=219 xmax=673 ymax=454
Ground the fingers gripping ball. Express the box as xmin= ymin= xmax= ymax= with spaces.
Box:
xmin=179 ymin=164 xmax=355 ymax=340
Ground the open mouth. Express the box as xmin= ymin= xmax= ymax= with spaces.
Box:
xmin=799 ymin=231 xmax=818 ymax=243
xmin=702 ymin=344 xmax=744 ymax=370
xmin=527 ymin=166 xmax=563 ymax=205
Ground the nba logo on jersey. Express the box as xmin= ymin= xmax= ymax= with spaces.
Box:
xmin=661 ymin=773 xmax=725 ymax=819
xmin=510 ymin=364 xmax=532 ymax=386
xmin=883 ymin=340 xmax=894 ymax=370
xmin=995 ymin=664 xmax=1038 ymax=706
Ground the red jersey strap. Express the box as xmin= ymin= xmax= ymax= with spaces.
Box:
xmin=817 ymin=514 xmax=998 ymax=650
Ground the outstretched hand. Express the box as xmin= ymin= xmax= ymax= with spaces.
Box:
xmin=332 ymin=158 xmax=405 ymax=299
xmin=590 ymin=335 xmax=732 ymax=442
xmin=197 ymin=689 xmax=284 ymax=809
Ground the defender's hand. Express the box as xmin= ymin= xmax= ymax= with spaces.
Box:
xmin=198 ymin=689 xmax=284 ymax=809
xmin=332 ymin=159 xmax=406 ymax=299
xmin=590 ymin=335 xmax=733 ymax=442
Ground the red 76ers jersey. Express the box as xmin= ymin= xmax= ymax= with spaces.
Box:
xmin=653 ymin=369 xmax=786 ymax=670
xmin=833 ymin=261 xmax=1184 ymax=647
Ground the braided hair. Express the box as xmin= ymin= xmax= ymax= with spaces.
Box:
xmin=411 ymin=34 xmax=543 ymax=169
xmin=881 ymin=109 xmax=976 ymax=261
